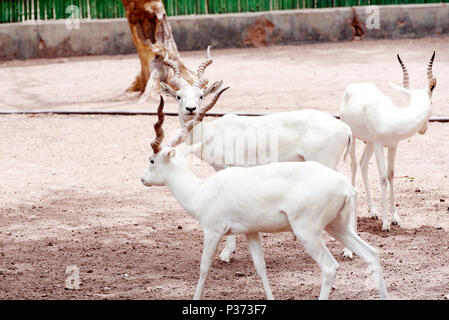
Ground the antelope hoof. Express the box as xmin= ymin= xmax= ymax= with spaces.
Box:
xmin=382 ymin=220 xmax=391 ymax=232
xmin=219 ymin=249 xmax=233 ymax=263
xmin=342 ymin=248 xmax=353 ymax=259
xmin=369 ymin=207 xmax=378 ymax=220
xmin=391 ymin=211 xmax=401 ymax=226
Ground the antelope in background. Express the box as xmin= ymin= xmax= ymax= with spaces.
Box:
xmin=340 ymin=52 xmax=437 ymax=231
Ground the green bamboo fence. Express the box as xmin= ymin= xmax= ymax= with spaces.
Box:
xmin=0 ymin=0 xmax=447 ymax=23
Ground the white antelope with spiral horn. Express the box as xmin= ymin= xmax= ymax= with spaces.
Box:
xmin=163 ymin=46 xmax=356 ymax=261
xmin=340 ymin=52 xmax=437 ymax=231
xmin=160 ymin=46 xmax=224 ymax=126
xmin=140 ymin=96 xmax=389 ymax=300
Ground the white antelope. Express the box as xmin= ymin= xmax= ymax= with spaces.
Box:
xmin=340 ymin=52 xmax=437 ymax=231
xmin=141 ymin=97 xmax=389 ymax=300
xmin=159 ymin=46 xmax=224 ymax=126
xmin=160 ymin=47 xmax=355 ymax=261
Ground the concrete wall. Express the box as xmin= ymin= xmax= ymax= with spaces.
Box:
xmin=0 ymin=4 xmax=448 ymax=61
xmin=0 ymin=19 xmax=133 ymax=60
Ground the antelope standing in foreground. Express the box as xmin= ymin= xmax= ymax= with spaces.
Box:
xmin=141 ymin=96 xmax=389 ymax=300
xmin=340 ymin=52 xmax=436 ymax=231
xmin=160 ymin=47 xmax=355 ymax=261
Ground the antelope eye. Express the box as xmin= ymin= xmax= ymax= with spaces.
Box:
xmin=176 ymin=96 xmax=181 ymax=100
xmin=150 ymin=160 xmax=154 ymax=164
xmin=200 ymin=95 xmax=204 ymax=100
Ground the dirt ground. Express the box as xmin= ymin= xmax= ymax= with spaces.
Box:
xmin=1 ymin=37 xmax=449 ymax=116
xmin=1 ymin=37 xmax=449 ymax=300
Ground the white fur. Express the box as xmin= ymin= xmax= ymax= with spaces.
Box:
xmin=141 ymin=146 xmax=388 ymax=300
xmin=161 ymin=80 xmax=222 ymax=126
xmin=340 ymin=79 xmax=435 ymax=231
xmin=183 ymin=109 xmax=354 ymax=261
xmin=164 ymin=50 xmax=353 ymax=261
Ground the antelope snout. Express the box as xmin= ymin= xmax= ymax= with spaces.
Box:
xmin=186 ymin=107 xmax=197 ymax=114
xmin=140 ymin=176 xmax=151 ymax=186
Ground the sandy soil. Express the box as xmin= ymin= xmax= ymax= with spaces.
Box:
xmin=1 ymin=37 xmax=449 ymax=117
xmin=1 ymin=38 xmax=449 ymax=300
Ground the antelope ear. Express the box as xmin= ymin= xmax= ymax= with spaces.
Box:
xmin=162 ymin=148 xmax=176 ymax=160
xmin=429 ymin=78 xmax=437 ymax=94
xmin=389 ymin=82 xmax=411 ymax=96
xmin=160 ymin=82 xmax=177 ymax=98
xmin=204 ymin=80 xmax=223 ymax=97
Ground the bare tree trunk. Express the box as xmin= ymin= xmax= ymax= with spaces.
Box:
xmin=121 ymin=0 xmax=196 ymax=103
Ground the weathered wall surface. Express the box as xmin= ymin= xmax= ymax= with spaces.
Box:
xmin=169 ymin=8 xmax=355 ymax=50
xmin=0 ymin=20 xmax=132 ymax=60
xmin=0 ymin=4 xmax=448 ymax=61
